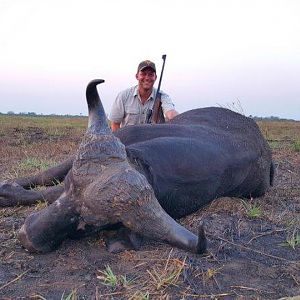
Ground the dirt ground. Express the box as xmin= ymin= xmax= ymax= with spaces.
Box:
xmin=0 ymin=116 xmax=299 ymax=299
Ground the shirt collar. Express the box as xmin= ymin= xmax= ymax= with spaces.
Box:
xmin=134 ymin=86 xmax=156 ymax=101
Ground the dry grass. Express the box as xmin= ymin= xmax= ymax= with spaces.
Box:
xmin=0 ymin=115 xmax=85 ymax=179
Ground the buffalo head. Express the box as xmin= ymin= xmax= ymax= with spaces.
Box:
xmin=18 ymin=79 xmax=207 ymax=254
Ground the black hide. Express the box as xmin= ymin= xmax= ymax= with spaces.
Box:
xmin=115 ymin=107 xmax=274 ymax=219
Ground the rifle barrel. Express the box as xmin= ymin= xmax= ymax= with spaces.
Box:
xmin=156 ymin=54 xmax=167 ymax=97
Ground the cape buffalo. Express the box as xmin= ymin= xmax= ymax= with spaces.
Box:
xmin=0 ymin=79 xmax=274 ymax=254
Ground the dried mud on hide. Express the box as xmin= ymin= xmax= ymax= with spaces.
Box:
xmin=0 ymin=116 xmax=299 ymax=299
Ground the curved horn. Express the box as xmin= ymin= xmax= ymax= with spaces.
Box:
xmin=122 ymin=202 xmax=207 ymax=254
xmin=86 ymin=79 xmax=110 ymax=134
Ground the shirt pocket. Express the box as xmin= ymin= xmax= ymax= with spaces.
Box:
xmin=125 ymin=108 xmax=141 ymax=126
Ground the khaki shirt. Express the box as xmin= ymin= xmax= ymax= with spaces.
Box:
xmin=109 ymin=86 xmax=175 ymax=127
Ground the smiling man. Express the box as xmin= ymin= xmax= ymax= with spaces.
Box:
xmin=109 ymin=60 xmax=179 ymax=132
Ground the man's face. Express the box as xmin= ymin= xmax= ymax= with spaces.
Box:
xmin=136 ymin=68 xmax=157 ymax=91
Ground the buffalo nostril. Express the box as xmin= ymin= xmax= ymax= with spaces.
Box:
xmin=18 ymin=224 xmax=38 ymax=253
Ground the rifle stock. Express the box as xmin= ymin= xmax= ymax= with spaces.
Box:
xmin=152 ymin=93 xmax=165 ymax=124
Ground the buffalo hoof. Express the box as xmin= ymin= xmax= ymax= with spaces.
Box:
xmin=196 ymin=223 xmax=207 ymax=254
xmin=0 ymin=181 xmax=35 ymax=207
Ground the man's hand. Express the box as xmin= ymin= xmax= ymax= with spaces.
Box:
xmin=111 ymin=122 xmax=121 ymax=132
xmin=165 ymin=109 xmax=179 ymax=121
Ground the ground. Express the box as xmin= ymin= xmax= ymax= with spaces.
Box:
xmin=0 ymin=115 xmax=299 ymax=300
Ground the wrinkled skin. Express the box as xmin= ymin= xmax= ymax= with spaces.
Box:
xmin=0 ymin=79 xmax=274 ymax=254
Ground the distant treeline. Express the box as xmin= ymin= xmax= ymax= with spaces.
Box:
xmin=0 ymin=111 xmax=296 ymax=121
xmin=249 ymin=115 xmax=296 ymax=122
xmin=0 ymin=111 xmax=87 ymax=118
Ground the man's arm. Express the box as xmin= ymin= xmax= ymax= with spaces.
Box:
xmin=165 ymin=109 xmax=179 ymax=121
xmin=109 ymin=91 xmax=126 ymax=132
xmin=111 ymin=122 xmax=121 ymax=132
xmin=159 ymin=91 xmax=178 ymax=121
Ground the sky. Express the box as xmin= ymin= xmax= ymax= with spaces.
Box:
xmin=0 ymin=0 xmax=299 ymax=120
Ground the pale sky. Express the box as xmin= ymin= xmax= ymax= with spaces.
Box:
xmin=0 ymin=0 xmax=299 ymax=120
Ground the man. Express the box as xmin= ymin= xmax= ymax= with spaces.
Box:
xmin=109 ymin=60 xmax=179 ymax=132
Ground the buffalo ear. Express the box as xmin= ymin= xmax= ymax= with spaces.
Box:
xmin=126 ymin=147 xmax=154 ymax=187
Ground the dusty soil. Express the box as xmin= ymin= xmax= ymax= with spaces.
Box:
xmin=0 ymin=117 xmax=299 ymax=299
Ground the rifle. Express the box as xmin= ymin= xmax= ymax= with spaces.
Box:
xmin=146 ymin=54 xmax=167 ymax=124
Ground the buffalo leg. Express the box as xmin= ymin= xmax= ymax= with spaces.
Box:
xmin=0 ymin=181 xmax=64 ymax=207
xmin=18 ymin=192 xmax=79 ymax=253
xmin=0 ymin=157 xmax=73 ymax=207
xmin=15 ymin=157 xmax=74 ymax=188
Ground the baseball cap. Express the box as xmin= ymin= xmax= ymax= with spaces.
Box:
xmin=137 ymin=60 xmax=156 ymax=73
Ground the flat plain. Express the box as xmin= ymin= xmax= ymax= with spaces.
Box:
xmin=0 ymin=115 xmax=299 ymax=299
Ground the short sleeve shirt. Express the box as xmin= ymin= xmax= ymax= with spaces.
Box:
xmin=108 ymin=86 xmax=175 ymax=128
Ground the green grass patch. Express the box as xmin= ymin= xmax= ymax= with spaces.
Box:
xmin=97 ymin=265 xmax=118 ymax=287
xmin=19 ymin=157 xmax=56 ymax=171
xmin=268 ymin=140 xmax=281 ymax=150
xmin=61 ymin=289 xmax=77 ymax=300
xmin=286 ymin=233 xmax=300 ymax=249
xmin=292 ymin=140 xmax=300 ymax=152
xmin=45 ymin=127 xmax=68 ymax=139
xmin=97 ymin=265 xmax=134 ymax=288
xmin=281 ymin=231 xmax=300 ymax=250
xmin=130 ymin=291 xmax=150 ymax=300
xmin=241 ymin=200 xmax=262 ymax=218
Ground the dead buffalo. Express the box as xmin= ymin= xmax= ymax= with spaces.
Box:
xmin=0 ymin=79 xmax=274 ymax=254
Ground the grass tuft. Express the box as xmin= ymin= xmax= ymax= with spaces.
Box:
xmin=147 ymin=252 xmax=186 ymax=290
xmin=34 ymin=200 xmax=48 ymax=210
xmin=97 ymin=265 xmax=118 ymax=287
xmin=281 ymin=231 xmax=300 ymax=250
xmin=218 ymin=99 xmax=245 ymax=115
xmin=241 ymin=200 xmax=262 ymax=218
xmin=292 ymin=140 xmax=300 ymax=152
xmin=97 ymin=265 xmax=134 ymax=288
xmin=19 ymin=157 xmax=56 ymax=171
xmin=120 ymin=274 xmax=134 ymax=287
xmin=61 ymin=289 xmax=77 ymax=300
xmin=204 ymin=268 xmax=221 ymax=280
xmin=129 ymin=291 xmax=150 ymax=300
xmin=268 ymin=140 xmax=281 ymax=150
